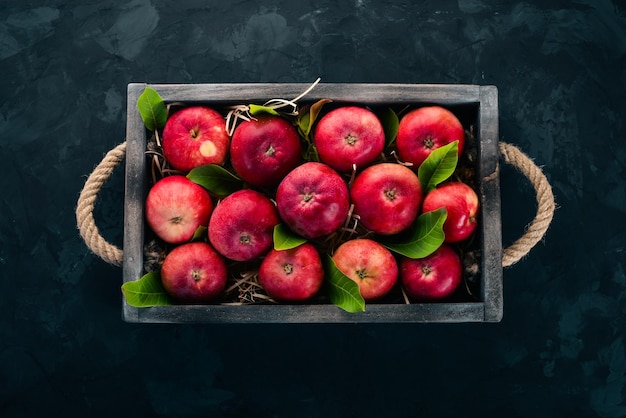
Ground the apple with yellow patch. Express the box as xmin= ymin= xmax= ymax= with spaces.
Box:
xmin=162 ymin=106 xmax=230 ymax=172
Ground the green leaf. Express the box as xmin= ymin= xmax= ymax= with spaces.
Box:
xmin=381 ymin=107 xmax=399 ymax=148
xmin=297 ymin=99 xmax=332 ymax=137
xmin=137 ymin=87 xmax=167 ymax=131
xmin=187 ymin=164 xmax=244 ymax=196
xmin=297 ymin=111 xmax=311 ymax=139
xmin=324 ymin=255 xmax=366 ymax=313
xmin=249 ymin=104 xmax=280 ymax=116
xmin=307 ymin=99 xmax=332 ymax=136
xmin=191 ymin=225 xmax=207 ymax=242
xmin=382 ymin=208 xmax=448 ymax=259
xmin=417 ymin=140 xmax=459 ymax=192
xmin=273 ymin=224 xmax=307 ymax=250
xmin=121 ymin=271 xmax=172 ymax=307
xmin=303 ymin=142 xmax=320 ymax=162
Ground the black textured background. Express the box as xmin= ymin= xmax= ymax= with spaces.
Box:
xmin=1 ymin=1 xmax=626 ymax=417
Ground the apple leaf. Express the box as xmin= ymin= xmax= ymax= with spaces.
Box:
xmin=137 ymin=87 xmax=168 ymax=131
xmin=418 ymin=140 xmax=459 ymax=192
xmin=324 ymin=255 xmax=366 ymax=313
xmin=273 ymin=224 xmax=307 ymax=251
xmin=297 ymin=98 xmax=332 ymax=138
xmin=249 ymin=104 xmax=280 ymax=116
xmin=381 ymin=208 xmax=448 ymax=259
xmin=381 ymin=107 xmax=399 ymax=148
xmin=297 ymin=111 xmax=311 ymax=138
xmin=121 ymin=271 xmax=172 ymax=307
xmin=191 ymin=225 xmax=207 ymax=242
xmin=187 ymin=164 xmax=244 ymax=196
xmin=307 ymin=99 xmax=332 ymax=135
xmin=296 ymin=99 xmax=331 ymax=163
xmin=303 ymin=143 xmax=320 ymax=162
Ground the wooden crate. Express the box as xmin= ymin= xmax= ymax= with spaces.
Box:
xmin=122 ymin=83 xmax=502 ymax=323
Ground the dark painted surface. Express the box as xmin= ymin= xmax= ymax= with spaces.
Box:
xmin=1 ymin=1 xmax=625 ymax=417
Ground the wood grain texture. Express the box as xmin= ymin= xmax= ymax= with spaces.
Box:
xmin=123 ymin=83 xmax=502 ymax=323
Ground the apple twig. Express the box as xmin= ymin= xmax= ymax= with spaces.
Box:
xmin=224 ymin=106 xmax=254 ymax=137
xmin=143 ymin=239 xmax=166 ymax=273
xmin=390 ymin=150 xmax=414 ymax=167
xmin=224 ymin=77 xmax=322 ymax=136
xmin=290 ymin=77 xmax=322 ymax=103
xmin=262 ymin=98 xmax=298 ymax=115
xmin=318 ymin=203 xmax=374 ymax=257
xmin=223 ymin=269 xmax=278 ymax=305
xmin=401 ymin=287 xmax=410 ymax=305
xmin=154 ymin=129 xmax=162 ymax=147
xmin=347 ymin=164 xmax=358 ymax=187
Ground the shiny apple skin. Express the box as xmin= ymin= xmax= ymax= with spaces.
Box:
xmin=400 ymin=244 xmax=462 ymax=300
xmin=350 ymin=163 xmax=423 ymax=235
xmin=421 ymin=181 xmax=479 ymax=243
xmin=162 ymin=106 xmax=230 ymax=172
xmin=230 ymin=115 xmax=302 ymax=187
xmin=145 ymin=175 xmax=213 ymax=244
xmin=160 ymin=242 xmax=228 ymax=303
xmin=332 ymin=238 xmax=398 ymax=301
xmin=396 ymin=106 xmax=465 ymax=169
xmin=258 ymin=243 xmax=324 ymax=301
xmin=313 ymin=106 xmax=385 ymax=172
xmin=208 ymin=189 xmax=279 ymax=261
xmin=276 ymin=162 xmax=350 ymax=239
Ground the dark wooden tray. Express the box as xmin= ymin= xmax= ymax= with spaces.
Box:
xmin=122 ymin=83 xmax=502 ymax=323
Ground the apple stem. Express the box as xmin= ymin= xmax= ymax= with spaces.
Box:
xmin=356 ymin=269 xmax=368 ymax=279
xmin=385 ymin=188 xmax=396 ymax=200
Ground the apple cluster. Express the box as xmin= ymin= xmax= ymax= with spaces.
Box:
xmin=143 ymin=102 xmax=480 ymax=306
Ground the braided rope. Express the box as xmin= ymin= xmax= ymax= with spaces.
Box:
xmin=75 ymin=142 xmax=126 ymax=266
xmin=499 ymin=142 xmax=555 ymax=267
xmin=75 ymin=141 xmax=554 ymax=269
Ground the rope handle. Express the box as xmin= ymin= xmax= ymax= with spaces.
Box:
xmin=498 ymin=142 xmax=555 ymax=267
xmin=76 ymin=141 xmax=554 ymax=268
xmin=76 ymin=142 xmax=126 ymax=266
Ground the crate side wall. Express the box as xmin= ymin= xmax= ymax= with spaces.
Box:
xmin=122 ymin=83 xmax=502 ymax=324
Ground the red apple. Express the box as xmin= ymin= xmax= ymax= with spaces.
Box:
xmin=332 ymin=239 xmax=398 ymax=301
xmin=160 ymin=242 xmax=228 ymax=303
xmin=313 ymin=106 xmax=385 ymax=172
xmin=258 ymin=243 xmax=324 ymax=301
xmin=350 ymin=163 xmax=422 ymax=235
xmin=421 ymin=181 xmax=479 ymax=243
xmin=396 ymin=106 xmax=465 ymax=169
xmin=162 ymin=106 xmax=230 ymax=172
xmin=230 ymin=115 xmax=302 ymax=187
xmin=145 ymin=175 xmax=213 ymax=244
xmin=276 ymin=162 xmax=350 ymax=239
xmin=400 ymin=244 xmax=462 ymax=300
xmin=208 ymin=189 xmax=279 ymax=261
